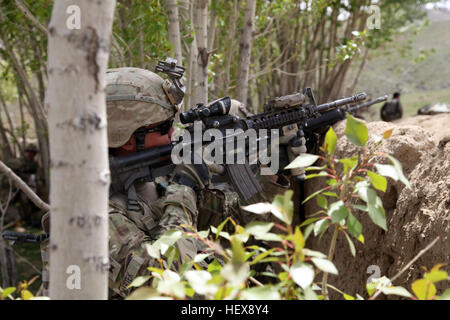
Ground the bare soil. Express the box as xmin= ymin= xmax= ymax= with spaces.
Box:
xmin=305 ymin=114 xmax=450 ymax=299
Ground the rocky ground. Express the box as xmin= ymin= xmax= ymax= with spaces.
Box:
xmin=305 ymin=113 xmax=450 ymax=299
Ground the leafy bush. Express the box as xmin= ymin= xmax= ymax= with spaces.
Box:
xmin=125 ymin=114 xmax=448 ymax=300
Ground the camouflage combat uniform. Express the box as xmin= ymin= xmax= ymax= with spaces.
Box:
xmin=41 ymin=182 xmax=201 ymax=298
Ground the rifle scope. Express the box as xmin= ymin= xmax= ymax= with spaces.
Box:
xmin=180 ymin=97 xmax=231 ymax=124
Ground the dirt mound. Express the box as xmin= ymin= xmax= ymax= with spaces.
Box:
xmin=395 ymin=114 xmax=450 ymax=144
xmin=305 ymin=118 xmax=450 ymax=299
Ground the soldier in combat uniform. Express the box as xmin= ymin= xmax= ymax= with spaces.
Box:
xmin=41 ymin=65 xmax=210 ymax=298
xmin=380 ymin=92 xmax=403 ymax=122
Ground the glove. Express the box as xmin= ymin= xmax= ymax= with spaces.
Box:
xmin=171 ymin=152 xmax=210 ymax=191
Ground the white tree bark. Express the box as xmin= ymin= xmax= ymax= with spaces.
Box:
xmin=193 ymin=0 xmax=208 ymax=104
xmin=236 ymin=0 xmax=256 ymax=104
xmin=165 ymin=0 xmax=183 ymax=64
xmin=47 ymin=0 xmax=115 ymax=299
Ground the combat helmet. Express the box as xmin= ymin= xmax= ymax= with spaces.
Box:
xmin=106 ymin=58 xmax=185 ymax=148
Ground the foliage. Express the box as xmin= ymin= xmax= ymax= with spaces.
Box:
xmin=128 ymin=113 xmax=448 ymax=300
xmin=0 ymin=275 xmax=44 ymax=300
xmin=127 ymin=194 xmax=336 ymax=300
xmin=367 ymin=264 xmax=450 ymax=300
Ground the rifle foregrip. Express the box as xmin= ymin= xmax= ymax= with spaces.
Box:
xmin=304 ymin=109 xmax=345 ymax=132
xmin=225 ymin=164 xmax=262 ymax=202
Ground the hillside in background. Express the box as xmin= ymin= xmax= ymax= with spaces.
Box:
xmin=350 ymin=9 xmax=450 ymax=120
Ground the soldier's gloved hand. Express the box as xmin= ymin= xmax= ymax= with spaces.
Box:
xmin=171 ymin=159 xmax=210 ymax=192
xmin=289 ymin=136 xmax=307 ymax=157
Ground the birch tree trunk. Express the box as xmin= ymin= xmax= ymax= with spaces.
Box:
xmin=235 ymin=0 xmax=256 ymax=104
xmin=165 ymin=0 xmax=183 ymax=64
xmin=193 ymin=0 xmax=208 ymax=104
xmin=47 ymin=0 xmax=115 ymax=300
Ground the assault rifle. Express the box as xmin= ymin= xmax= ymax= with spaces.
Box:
xmin=110 ymin=87 xmax=368 ymax=213
xmin=1 ymin=230 xmax=49 ymax=243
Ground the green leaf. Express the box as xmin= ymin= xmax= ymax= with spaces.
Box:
xmin=316 ymin=195 xmax=328 ymax=209
xmin=215 ymin=217 xmax=231 ymax=240
xmin=255 ymin=232 xmax=282 ymax=242
xmin=424 ymin=270 xmax=448 ymax=283
xmin=241 ymin=286 xmax=281 ymax=300
xmin=207 ymin=259 xmax=222 ymax=273
xmin=250 ymin=248 xmax=275 ymax=265
xmin=345 ymin=113 xmax=368 ymax=147
xmin=193 ymin=253 xmax=212 ymax=263
xmin=311 ymin=258 xmax=338 ymax=275
xmin=299 ymin=217 xmax=321 ymax=227
xmin=412 ymin=279 xmax=436 ymax=300
xmin=344 ymin=232 xmax=356 ymax=256
xmin=241 ymin=202 xmax=272 ymax=215
xmin=439 ymin=288 xmax=450 ymax=300
xmin=184 ymin=270 xmax=217 ymax=296
xmin=303 ymin=223 xmax=314 ymax=241
xmin=197 ymin=230 xmax=209 ymax=238
xmin=328 ymin=200 xmax=349 ymax=223
xmin=245 ymin=221 xmax=274 ymax=238
xmin=1 ymin=287 xmax=16 ymax=299
xmin=303 ymin=286 xmax=319 ymax=300
xmin=346 ymin=212 xmax=362 ymax=239
xmin=374 ymin=164 xmax=398 ymax=180
xmin=231 ymin=236 xmax=246 ymax=265
xmin=294 ymin=226 xmax=305 ymax=250
xmin=152 ymin=229 xmax=183 ymax=255
xmin=302 ymin=248 xmax=327 ymax=259
xmin=359 ymin=187 xmax=387 ymax=230
xmin=314 ymin=219 xmax=329 ymax=236
xmin=285 ymin=153 xmax=319 ymax=170
xmin=351 ymin=204 xmax=368 ymax=212
xmin=305 ymin=171 xmax=329 ymax=180
xmin=381 ymin=286 xmax=413 ymax=298
xmin=302 ymin=187 xmax=329 ymax=204
xmin=386 ymin=155 xmax=411 ymax=189
xmin=339 ymin=156 xmax=358 ymax=174
xmin=128 ymin=276 xmax=151 ymax=288
xmin=271 ymin=191 xmax=293 ymax=224
xmin=126 ymin=287 xmax=165 ymax=300
xmin=324 ymin=126 xmax=337 ymax=155
xmin=367 ymin=171 xmax=387 ymax=192
xmin=290 ymin=262 xmax=315 ymax=289
xmin=343 ymin=293 xmax=355 ymax=300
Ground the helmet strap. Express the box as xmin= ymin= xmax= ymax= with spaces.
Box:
xmin=135 ymin=127 xmax=147 ymax=152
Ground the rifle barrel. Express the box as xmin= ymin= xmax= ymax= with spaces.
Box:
xmin=317 ymin=92 xmax=367 ymax=112
xmin=348 ymin=95 xmax=388 ymax=112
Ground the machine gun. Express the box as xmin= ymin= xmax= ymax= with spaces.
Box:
xmin=110 ymin=87 xmax=367 ymax=212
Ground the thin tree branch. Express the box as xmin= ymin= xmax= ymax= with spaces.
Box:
xmin=0 ymin=160 xmax=49 ymax=211
xmin=369 ymin=236 xmax=441 ymax=300
xmin=13 ymin=0 xmax=48 ymax=35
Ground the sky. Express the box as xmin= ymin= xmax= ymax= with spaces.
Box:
xmin=425 ymin=1 xmax=450 ymax=10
